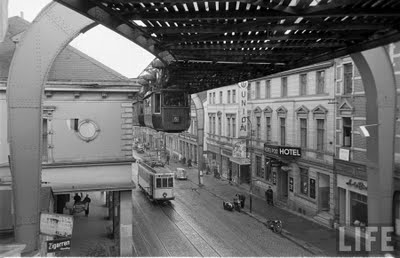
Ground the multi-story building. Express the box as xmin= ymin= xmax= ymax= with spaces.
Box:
xmin=245 ymin=61 xmax=336 ymax=227
xmin=333 ymin=43 xmax=400 ymax=232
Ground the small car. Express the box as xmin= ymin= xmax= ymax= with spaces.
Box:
xmin=175 ymin=168 xmax=187 ymax=180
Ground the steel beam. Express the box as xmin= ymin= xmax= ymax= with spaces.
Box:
xmin=7 ymin=2 xmax=95 ymax=254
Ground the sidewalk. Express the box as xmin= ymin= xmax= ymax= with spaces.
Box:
xmin=67 ymin=191 xmax=116 ymax=257
xmin=165 ymin=160 xmax=338 ymax=257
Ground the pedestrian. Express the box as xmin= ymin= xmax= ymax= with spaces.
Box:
xmin=238 ymin=193 xmax=246 ymax=208
xmin=187 ymin=159 xmax=192 ymax=167
xmin=166 ymin=154 xmax=170 ymax=165
xmin=82 ymin=194 xmax=91 ymax=216
xmin=73 ymin=193 xmax=81 ymax=205
xmin=266 ymin=186 xmax=274 ymax=206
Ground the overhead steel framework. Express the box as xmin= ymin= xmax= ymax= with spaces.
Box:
xmin=54 ymin=0 xmax=400 ymax=92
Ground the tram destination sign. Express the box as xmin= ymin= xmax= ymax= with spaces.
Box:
xmin=264 ymin=144 xmax=301 ymax=157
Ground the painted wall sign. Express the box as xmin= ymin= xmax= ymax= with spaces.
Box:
xmin=232 ymin=140 xmax=247 ymax=159
xmin=238 ymin=81 xmax=249 ymax=138
xmin=40 ymin=213 xmax=73 ymax=237
xmin=47 ymin=238 xmax=71 ymax=253
xmin=289 ymin=177 xmax=294 ymax=192
xmin=346 ymin=179 xmax=367 ymax=190
xmin=339 ymin=148 xmax=350 ymax=161
xmin=264 ymin=144 xmax=301 ymax=157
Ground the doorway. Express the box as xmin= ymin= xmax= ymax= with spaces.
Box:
xmin=278 ymin=170 xmax=288 ymax=200
xmin=318 ymin=174 xmax=330 ymax=211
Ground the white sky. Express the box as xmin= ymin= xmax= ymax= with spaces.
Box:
xmin=7 ymin=0 xmax=155 ymax=78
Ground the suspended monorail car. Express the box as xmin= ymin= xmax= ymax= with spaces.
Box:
xmin=141 ymin=88 xmax=190 ymax=133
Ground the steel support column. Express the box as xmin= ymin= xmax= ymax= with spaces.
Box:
xmin=351 ymin=47 xmax=397 ymax=253
xmin=192 ymin=94 xmax=204 ymax=186
xmin=7 ymin=2 xmax=95 ymax=254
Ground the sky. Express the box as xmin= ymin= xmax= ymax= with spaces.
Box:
xmin=7 ymin=0 xmax=155 ymax=78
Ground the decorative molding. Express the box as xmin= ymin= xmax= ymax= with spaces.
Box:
xmin=295 ymin=105 xmax=310 ymax=118
xmin=276 ymin=106 xmax=288 ymax=118
xmin=338 ymin=99 xmax=354 ymax=116
xmin=254 ymin=106 xmax=262 ymax=113
xmin=312 ymin=104 xmax=328 ymax=119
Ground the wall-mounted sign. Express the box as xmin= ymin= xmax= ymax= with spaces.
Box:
xmin=47 ymin=238 xmax=71 ymax=253
xmin=346 ymin=179 xmax=367 ymax=190
xmin=310 ymin=178 xmax=316 ymax=199
xmin=264 ymin=144 xmax=301 ymax=157
xmin=339 ymin=148 xmax=350 ymax=161
xmin=272 ymin=172 xmax=277 ymax=185
xmin=232 ymin=141 xmax=247 ymax=159
xmin=40 ymin=213 xmax=73 ymax=237
xmin=238 ymin=81 xmax=249 ymax=138
xmin=289 ymin=177 xmax=294 ymax=192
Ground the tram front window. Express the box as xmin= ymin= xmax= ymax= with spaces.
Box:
xmin=164 ymin=92 xmax=186 ymax=107
xmin=168 ymin=178 xmax=173 ymax=187
xmin=156 ymin=178 xmax=161 ymax=188
xmin=162 ymin=178 xmax=168 ymax=187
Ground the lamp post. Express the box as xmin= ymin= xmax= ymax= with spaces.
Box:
xmin=246 ymin=116 xmax=254 ymax=213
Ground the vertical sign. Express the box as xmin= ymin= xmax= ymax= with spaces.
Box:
xmin=289 ymin=177 xmax=294 ymax=192
xmin=238 ymin=81 xmax=248 ymax=138
xmin=272 ymin=172 xmax=277 ymax=185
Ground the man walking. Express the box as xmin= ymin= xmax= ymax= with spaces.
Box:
xmin=82 ymin=194 xmax=91 ymax=216
xmin=266 ymin=186 xmax=274 ymax=206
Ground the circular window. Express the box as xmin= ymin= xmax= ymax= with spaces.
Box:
xmin=76 ymin=119 xmax=100 ymax=142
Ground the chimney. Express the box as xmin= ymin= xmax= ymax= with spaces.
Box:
xmin=20 ymin=11 xmax=24 ymax=19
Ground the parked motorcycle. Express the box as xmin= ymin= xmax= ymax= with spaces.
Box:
xmin=223 ymin=201 xmax=234 ymax=211
xmin=266 ymin=219 xmax=282 ymax=233
xmin=233 ymin=198 xmax=241 ymax=212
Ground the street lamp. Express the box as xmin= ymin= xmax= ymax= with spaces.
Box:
xmin=246 ymin=116 xmax=254 ymax=213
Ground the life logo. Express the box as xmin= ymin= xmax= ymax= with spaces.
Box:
xmin=238 ymin=81 xmax=248 ymax=89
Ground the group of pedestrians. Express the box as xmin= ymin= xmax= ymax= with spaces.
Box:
xmin=73 ymin=193 xmax=91 ymax=216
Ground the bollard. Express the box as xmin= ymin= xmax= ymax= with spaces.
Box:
xmin=199 ymin=170 xmax=204 ymax=185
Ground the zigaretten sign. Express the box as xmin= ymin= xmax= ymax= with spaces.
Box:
xmin=264 ymin=144 xmax=301 ymax=158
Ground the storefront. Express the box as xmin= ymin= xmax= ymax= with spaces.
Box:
xmin=337 ymin=174 xmax=368 ymax=226
xmin=207 ymin=144 xmax=221 ymax=175
xmin=230 ymin=140 xmax=250 ymax=184
xmin=221 ymin=149 xmax=232 ymax=180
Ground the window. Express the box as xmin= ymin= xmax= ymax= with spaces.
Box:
xmin=343 ymin=117 xmax=352 ymax=147
xmin=256 ymin=82 xmax=260 ymax=99
xmin=300 ymin=168 xmax=308 ymax=195
xmin=266 ymin=117 xmax=271 ymax=142
xmin=213 ymin=116 xmax=216 ymax=134
xmin=227 ymin=90 xmax=231 ymax=103
xmin=219 ymin=91 xmax=223 ymax=103
xmin=154 ymin=93 xmax=161 ymax=113
xmin=168 ymin=177 xmax=173 ymax=187
xmin=256 ymin=156 xmax=262 ymax=178
xmin=265 ymin=80 xmax=271 ymax=99
xmin=209 ymin=93 xmax=212 ymax=104
xmin=256 ymin=117 xmax=261 ymax=139
xmin=247 ymin=84 xmax=251 ymax=100
xmin=317 ymin=119 xmax=325 ymax=151
xmin=300 ymin=118 xmax=307 ymax=148
xmin=42 ymin=119 xmax=48 ymax=162
xmin=209 ymin=114 xmax=212 ymax=133
xmin=232 ymin=116 xmax=236 ymax=137
xmin=232 ymin=90 xmax=236 ymax=103
xmin=280 ymin=118 xmax=286 ymax=145
xmin=343 ymin=63 xmax=353 ymax=94
xmin=300 ymin=74 xmax=307 ymax=96
xmin=227 ymin=117 xmax=231 ymax=137
xmin=281 ymin=77 xmax=288 ymax=97
xmin=218 ymin=116 xmax=222 ymax=135
xmin=213 ymin=92 xmax=216 ymax=104
xmin=316 ymin=70 xmax=325 ymax=94
xmin=156 ymin=178 xmax=162 ymax=188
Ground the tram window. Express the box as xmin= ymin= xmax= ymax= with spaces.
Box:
xmin=162 ymin=178 xmax=168 ymax=187
xmin=156 ymin=178 xmax=161 ymax=188
xmin=168 ymin=178 xmax=173 ymax=187
xmin=164 ymin=92 xmax=186 ymax=107
xmin=154 ymin=93 xmax=161 ymax=113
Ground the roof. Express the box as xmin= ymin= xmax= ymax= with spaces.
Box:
xmin=0 ymin=16 xmax=129 ymax=82
xmin=54 ymin=0 xmax=400 ymax=93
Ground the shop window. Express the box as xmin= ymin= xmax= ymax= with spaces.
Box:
xmin=343 ymin=117 xmax=352 ymax=147
xmin=265 ymin=158 xmax=272 ymax=181
xmin=300 ymin=168 xmax=308 ymax=195
xmin=350 ymin=191 xmax=368 ymax=226
xmin=256 ymin=155 xmax=262 ymax=178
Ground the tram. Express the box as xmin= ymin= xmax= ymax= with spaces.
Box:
xmin=142 ymin=88 xmax=190 ymax=133
xmin=137 ymin=160 xmax=175 ymax=202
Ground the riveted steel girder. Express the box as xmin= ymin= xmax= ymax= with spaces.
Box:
xmin=7 ymin=2 xmax=95 ymax=254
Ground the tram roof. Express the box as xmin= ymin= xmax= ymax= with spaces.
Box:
xmin=55 ymin=0 xmax=400 ymax=93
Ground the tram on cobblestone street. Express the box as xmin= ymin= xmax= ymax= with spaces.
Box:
xmin=137 ymin=160 xmax=175 ymax=202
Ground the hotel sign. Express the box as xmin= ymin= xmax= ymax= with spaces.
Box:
xmin=264 ymin=144 xmax=301 ymax=157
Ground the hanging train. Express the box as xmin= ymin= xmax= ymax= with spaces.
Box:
xmin=132 ymin=88 xmax=190 ymax=133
